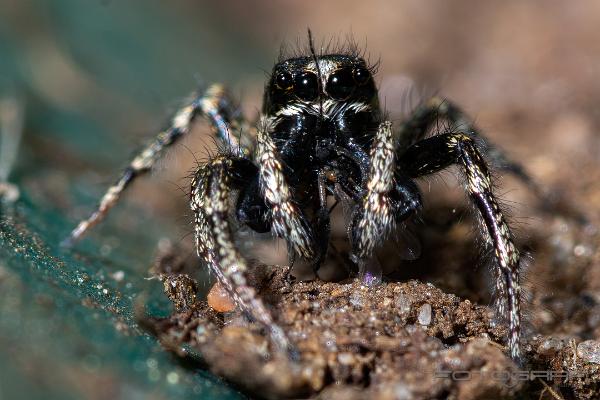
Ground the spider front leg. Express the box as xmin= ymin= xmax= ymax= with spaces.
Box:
xmin=399 ymin=132 xmax=522 ymax=361
xmin=64 ymin=84 xmax=252 ymax=246
xmin=191 ymin=154 xmax=295 ymax=358
xmin=256 ymin=117 xmax=317 ymax=261
xmin=350 ymin=121 xmax=422 ymax=284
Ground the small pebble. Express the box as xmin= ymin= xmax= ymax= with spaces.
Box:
xmin=207 ymin=282 xmax=236 ymax=313
xmin=577 ymin=340 xmax=600 ymax=364
xmin=349 ymin=292 xmax=364 ymax=307
xmin=538 ymin=338 xmax=563 ymax=356
xmin=418 ymin=303 xmax=432 ymax=326
xmin=395 ymin=294 xmax=412 ymax=318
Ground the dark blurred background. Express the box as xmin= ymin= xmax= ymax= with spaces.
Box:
xmin=1 ymin=1 xmax=599 ymax=399
xmin=3 ymin=0 xmax=600 ymax=221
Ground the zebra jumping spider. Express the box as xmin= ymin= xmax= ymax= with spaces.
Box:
xmin=65 ymin=36 xmax=531 ymax=361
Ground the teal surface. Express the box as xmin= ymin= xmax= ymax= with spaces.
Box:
xmin=0 ymin=1 xmax=273 ymax=398
xmin=0 ymin=196 xmax=243 ymax=399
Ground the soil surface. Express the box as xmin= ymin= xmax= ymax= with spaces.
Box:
xmin=146 ymin=174 xmax=600 ymax=400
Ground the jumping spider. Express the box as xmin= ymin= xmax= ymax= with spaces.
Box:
xmin=66 ymin=39 xmax=535 ymax=361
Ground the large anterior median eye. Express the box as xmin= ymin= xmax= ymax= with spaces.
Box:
xmin=275 ymin=71 xmax=293 ymax=91
xmin=294 ymin=71 xmax=319 ymax=101
xmin=326 ymin=68 xmax=355 ymax=100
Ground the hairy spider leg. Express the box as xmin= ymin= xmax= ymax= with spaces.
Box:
xmin=399 ymin=132 xmax=522 ymax=361
xmin=191 ymin=155 xmax=295 ymax=358
xmin=351 ymin=121 xmax=396 ymax=261
xmin=350 ymin=120 xmax=422 ymax=283
xmin=64 ymin=84 xmax=252 ymax=245
xmin=256 ymin=116 xmax=317 ymax=260
xmin=397 ymin=96 xmax=541 ymax=193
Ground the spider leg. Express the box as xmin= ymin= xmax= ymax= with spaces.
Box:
xmin=350 ymin=121 xmax=422 ymax=283
xmin=191 ymin=154 xmax=294 ymax=358
xmin=401 ymin=96 xmax=589 ymax=221
xmin=399 ymin=132 xmax=522 ymax=361
xmin=256 ymin=117 xmax=316 ymax=260
xmin=398 ymin=96 xmax=541 ymax=194
xmin=314 ymin=169 xmax=331 ymax=268
xmin=65 ymin=84 xmax=252 ymax=245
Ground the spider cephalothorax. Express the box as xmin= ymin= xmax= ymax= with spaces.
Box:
xmin=239 ymin=54 xmax=383 ymax=267
xmin=66 ymin=43 xmax=529 ymax=361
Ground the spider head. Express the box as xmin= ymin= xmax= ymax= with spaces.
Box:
xmin=264 ymin=54 xmax=378 ymax=116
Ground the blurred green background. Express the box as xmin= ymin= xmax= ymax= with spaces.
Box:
xmin=0 ymin=2 xmax=274 ymax=399
xmin=1 ymin=1 xmax=599 ymax=399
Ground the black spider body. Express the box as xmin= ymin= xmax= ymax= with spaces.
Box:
xmin=238 ymin=55 xmax=381 ymax=260
xmin=67 ymin=46 xmax=530 ymax=362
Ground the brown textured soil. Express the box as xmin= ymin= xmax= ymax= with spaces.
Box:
xmin=146 ymin=183 xmax=600 ymax=400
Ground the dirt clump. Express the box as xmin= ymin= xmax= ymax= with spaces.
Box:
xmin=147 ymin=262 xmax=529 ymax=399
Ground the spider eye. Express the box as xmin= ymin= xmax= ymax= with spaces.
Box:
xmin=353 ymin=66 xmax=371 ymax=86
xmin=275 ymin=71 xmax=293 ymax=91
xmin=326 ymin=68 xmax=355 ymax=100
xmin=294 ymin=72 xmax=319 ymax=101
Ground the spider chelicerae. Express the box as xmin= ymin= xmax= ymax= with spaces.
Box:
xmin=65 ymin=37 xmax=536 ymax=362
